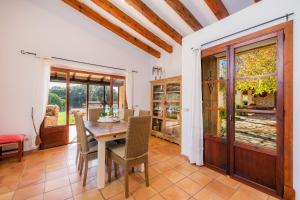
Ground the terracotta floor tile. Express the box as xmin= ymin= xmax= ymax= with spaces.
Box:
xmin=0 ymin=192 xmax=14 ymax=200
xmin=197 ymin=167 xmax=222 ymax=179
xmin=193 ymin=188 xmax=224 ymax=200
xmin=216 ymin=175 xmax=240 ymax=189
xmin=151 ymin=162 xmax=173 ymax=173
xmin=74 ymin=189 xmax=103 ymax=200
xmin=188 ymin=172 xmax=212 ymax=187
xmin=101 ymin=180 xmax=124 ymax=199
xmin=14 ymin=183 xmax=44 ymax=200
xmin=229 ymin=185 xmax=268 ymax=200
xmin=176 ymin=178 xmax=203 ymax=195
xmin=132 ymin=186 xmax=157 ymax=200
xmin=46 ymin=168 xmax=68 ymax=181
xmin=174 ymin=164 xmax=197 ymax=176
xmin=138 ymin=167 xmax=159 ymax=180
xmin=164 ymin=169 xmax=185 ymax=183
xmin=26 ymin=194 xmax=44 ymax=200
xmin=44 ymin=185 xmax=72 ymax=200
xmin=18 ymin=173 xmax=45 ymax=188
xmin=71 ymin=177 xmax=96 ymax=196
xmin=150 ymin=175 xmax=172 ymax=192
xmin=149 ymin=194 xmax=165 ymax=200
xmin=204 ymin=180 xmax=236 ymax=199
xmin=160 ymin=185 xmax=190 ymax=200
xmin=45 ymin=176 xmax=70 ymax=192
xmin=108 ymin=192 xmax=135 ymax=200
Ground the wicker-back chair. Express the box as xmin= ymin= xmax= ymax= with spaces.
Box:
xmin=88 ymin=108 xmax=102 ymax=122
xmin=107 ymin=116 xmax=151 ymax=198
xmin=123 ymin=109 xmax=134 ymax=122
xmin=74 ymin=112 xmax=98 ymax=186
xmin=138 ymin=110 xmax=150 ymax=117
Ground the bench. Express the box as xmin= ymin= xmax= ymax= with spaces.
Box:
xmin=0 ymin=134 xmax=25 ymax=162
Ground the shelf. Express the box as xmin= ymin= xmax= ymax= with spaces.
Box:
xmin=153 ymin=91 xmax=164 ymax=94
xmin=167 ymin=91 xmax=180 ymax=93
xmin=165 ymin=117 xmax=180 ymax=121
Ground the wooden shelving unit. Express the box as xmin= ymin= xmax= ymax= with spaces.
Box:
xmin=150 ymin=76 xmax=181 ymax=144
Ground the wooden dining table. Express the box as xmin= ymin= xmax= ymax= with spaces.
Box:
xmin=84 ymin=120 xmax=128 ymax=189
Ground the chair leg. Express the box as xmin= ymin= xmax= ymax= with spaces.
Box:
xmin=79 ymin=156 xmax=84 ymax=176
xmin=144 ymin=161 xmax=149 ymax=187
xmin=18 ymin=141 xmax=22 ymax=162
xmin=124 ymin=165 xmax=129 ymax=198
xmin=76 ymin=145 xmax=79 ymax=165
xmin=108 ymin=155 xmax=112 ymax=183
xmin=83 ymin=157 xmax=88 ymax=186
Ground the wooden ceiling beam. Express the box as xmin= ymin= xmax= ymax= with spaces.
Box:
xmin=255 ymin=0 xmax=262 ymax=2
xmin=164 ymin=0 xmax=202 ymax=31
xmin=125 ymin=0 xmax=182 ymax=45
xmin=92 ymin=0 xmax=173 ymax=53
xmin=204 ymin=0 xmax=229 ymax=20
xmin=62 ymin=0 xmax=161 ymax=58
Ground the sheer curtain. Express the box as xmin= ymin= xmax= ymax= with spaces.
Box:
xmin=125 ymin=71 xmax=134 ymax=109
xmin=187 ymin=48 xmax=204 ymax=165
xmin=32 ymin=59 xmax=51 ymax=147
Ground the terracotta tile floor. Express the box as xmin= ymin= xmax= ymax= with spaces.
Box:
xmin=0 ymin=137 xmax=279 ymax=200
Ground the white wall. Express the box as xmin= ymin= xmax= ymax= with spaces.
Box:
xmin=182 ymin=0 xmax=300 ymax=197
xmin=0 ymin=0 xmax=153 ymax=150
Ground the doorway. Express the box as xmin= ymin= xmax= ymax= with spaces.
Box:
xmin=202 ymin=31 xmax=284 ymax=196
xmin=41 ymin=68 xmax=126 ymax=149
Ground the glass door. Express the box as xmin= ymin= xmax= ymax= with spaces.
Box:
xmin=202 ymin=51 xmax=228 ymax=171
xmin=152 ymin=84 xmax=164 ymax=132
xmin=229 ymin=31 xmax=284 ymax=194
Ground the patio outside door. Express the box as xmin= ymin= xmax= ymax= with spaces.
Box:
xmin=202 ymin=30 xmax=284 ymax=196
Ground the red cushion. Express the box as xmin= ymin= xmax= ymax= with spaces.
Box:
xmin=0 ymin=134 xmax=25 ymax=144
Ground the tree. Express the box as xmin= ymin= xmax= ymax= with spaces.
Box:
xmin=48 ymin=93 xmax=65 ymax=111
xmin=235 ymin=44 xmax=277 ymax=96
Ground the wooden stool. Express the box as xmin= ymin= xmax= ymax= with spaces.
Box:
xmin=0 ymin=134 xmax=25 ymax=162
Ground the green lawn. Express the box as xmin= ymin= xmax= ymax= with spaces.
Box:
xmin=58 ymin=112 xmax=75 ymax=125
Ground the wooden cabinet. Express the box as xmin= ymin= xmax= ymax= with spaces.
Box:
xmin=150 ymin=76 xmax=181 ymax=144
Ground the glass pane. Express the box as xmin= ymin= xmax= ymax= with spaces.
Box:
xmin=234 ymin=38 xmax=277 ymax=149
xmin=153 ymin=102 xmax=163 ymax=117
xmin=166 ymin=83 xmax=180 ymax=101
xmin=153 ymin=85 xmax=164 ymax=100
xmin=152 ymin=118 xmax=163 ymax=132
xmin=113 ymin=79 xmax=125 ymax=115
xmin=202 ymin=53 xmax=227 ymax=138
xmin=88 ymin=85 xmax=104 ymax=109
xmin=166 ymin=102 xmax=180 ymax=120
xmin=47 ymin=72 xmax=67 ymax=127
xmin=69 ymin=83 xmax=87 ymax=124
xmin=105 ymin=85 xmax=110 ymax=112
xmin=165 ymin=120 xmax=181 ymax=143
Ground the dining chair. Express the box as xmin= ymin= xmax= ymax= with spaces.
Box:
xmin=74 ymin=112 xmax=98 ymax=186
xmin=123 ymin=109 xmax=134 ymax=122
xmin=139 ymin=110 xmax=150 ymax=116
xmin=107 ymin=116 xmax=151 ymax=198
xmin=88 ymin=108 xmax=102 ymax=122
xmin=74 ymin=112 xmax=95 ymax=166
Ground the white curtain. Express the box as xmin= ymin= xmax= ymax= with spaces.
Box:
xmin=32 ymin=59 xmax=51 ymax=145
xmin=187 ymin=48 xmax=204 ymax=165
xmin=125 ymin=71 xmax=134 ymax=109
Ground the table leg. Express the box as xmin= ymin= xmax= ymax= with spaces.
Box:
xmin=97 ymin=139 xmax=106 ymax=188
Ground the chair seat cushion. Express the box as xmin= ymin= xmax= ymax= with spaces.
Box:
xmin=0 ymin=134 xmax=25 ymax=145
xmin=109 ymin=144 xmax=125 ymax=158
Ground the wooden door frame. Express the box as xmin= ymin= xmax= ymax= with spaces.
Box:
xmin=201 ymin=21 xmax=294 ymax=199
